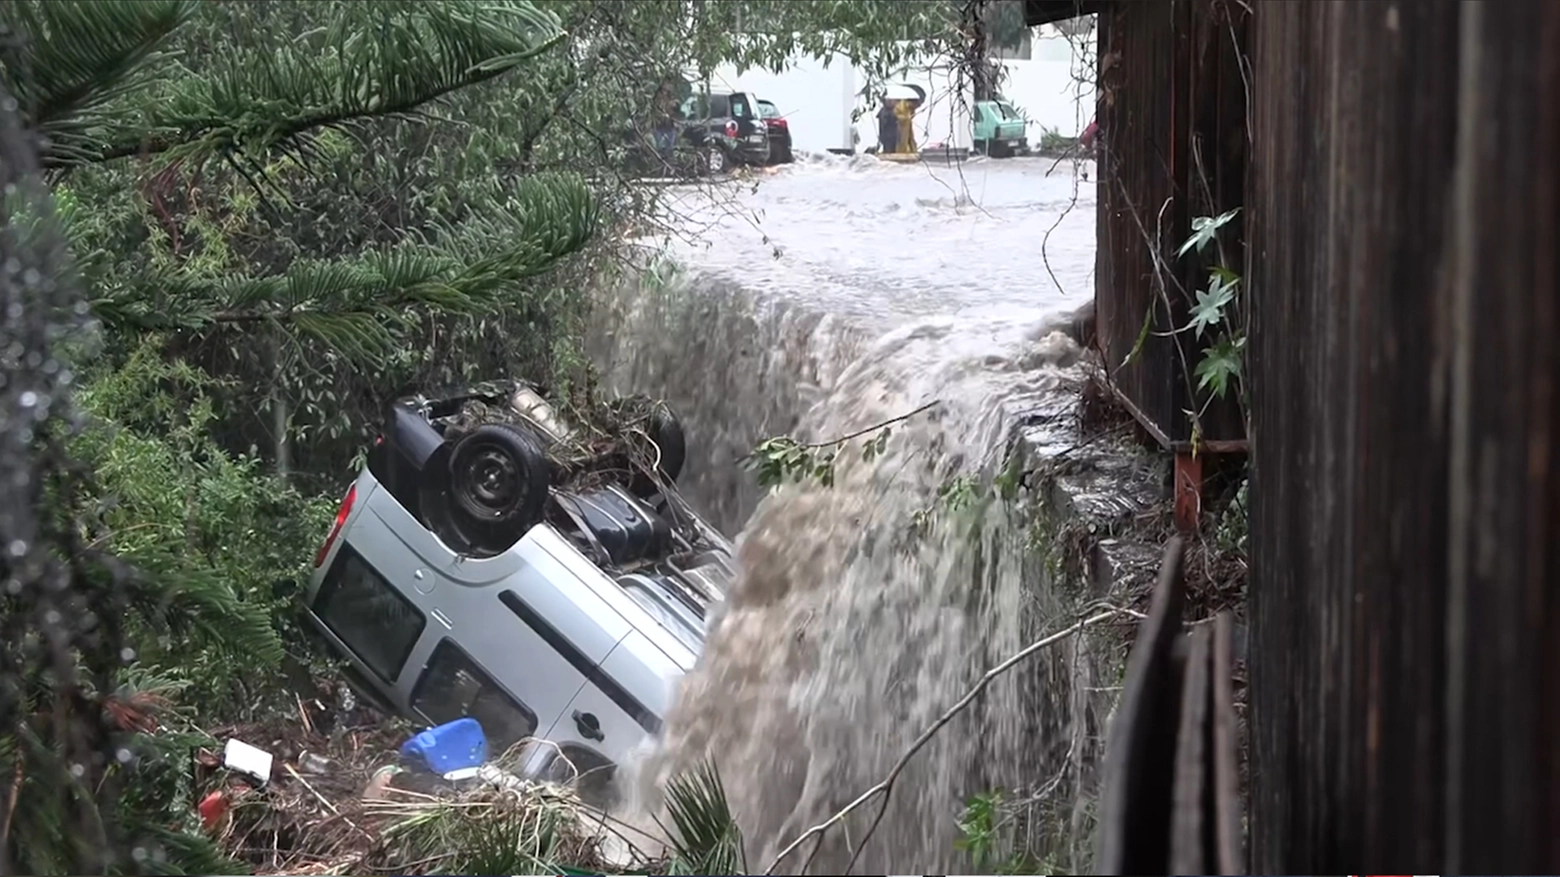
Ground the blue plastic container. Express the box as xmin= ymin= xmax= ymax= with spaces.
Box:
xmin=398 ymin=717 xmax=489 ymax=775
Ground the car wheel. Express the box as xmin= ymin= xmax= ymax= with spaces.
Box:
xmin=707 ymin=147 xmax=728 ymax=174
xmin=647 ymin=402 xmax=687 ymax=482
xmin=777 ymin=144 xmax=794 ymax=164
xmin=609 ymin=397 xmax=688 ymax=493
xmin=448 ymin=423 xmax=550 ymax=531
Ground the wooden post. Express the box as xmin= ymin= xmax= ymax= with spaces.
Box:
xmin=1174 ymin=450 xmax=1203 ymax=532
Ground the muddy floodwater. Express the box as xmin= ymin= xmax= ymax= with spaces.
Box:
xmin=592 ymin=153 xmax=1106 ymax=874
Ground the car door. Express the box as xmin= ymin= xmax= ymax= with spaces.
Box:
xmin=544 ymin=630 xmax=683 ymax=806
xmin=728 ymin=93 xmax=764 ymax=143
xmin=972 ymin=103 xmax=990 ymax=141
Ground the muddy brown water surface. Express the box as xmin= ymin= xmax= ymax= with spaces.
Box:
xmin=590 ymin=154 xmax=1123 ymax=873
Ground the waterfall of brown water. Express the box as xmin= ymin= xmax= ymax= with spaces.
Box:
xmin=591 ymin=264 xmax=1115 ymax=873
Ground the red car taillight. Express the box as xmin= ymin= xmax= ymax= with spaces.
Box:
xmin=724 ymin=120 xmax=738 ymax=138
xmin=770 ymin=118 xmax=788 ymax=130
xmin=314 ymin=484 xmax=357 ymax=568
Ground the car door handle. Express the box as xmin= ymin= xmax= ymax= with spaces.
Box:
xmin=572 ymin=710 xmax=604 ymax=743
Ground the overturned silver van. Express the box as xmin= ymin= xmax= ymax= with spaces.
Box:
xmin=302 ymin=381 xmax=731 ymax=807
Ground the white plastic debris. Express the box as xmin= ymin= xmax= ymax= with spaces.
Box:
xmin=222 ymin=738 xmax=274 ymax=784
xmin=474 ymin=763 xmax=528 ymax=793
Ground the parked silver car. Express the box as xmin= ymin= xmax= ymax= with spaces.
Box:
xmin=303 ymin=381 xmax=731 ymax=807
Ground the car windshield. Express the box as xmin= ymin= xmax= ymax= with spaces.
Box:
xmin=758 ymin=101 xmax=780 ymax=119
xmin=995 ymin=102 xmax=1021 ymax=120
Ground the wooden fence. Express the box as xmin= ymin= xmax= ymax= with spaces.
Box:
xmin=1093 ymin=0 xmax=1247 ymax=452
xmin=1245 ymin=0 xmax=1560 ymax=871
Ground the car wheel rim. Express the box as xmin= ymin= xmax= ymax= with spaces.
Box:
xmin=464 ymin=446 xmax=520 ymax=513
xmin=710 ymin=151 xmax=725 ymax=172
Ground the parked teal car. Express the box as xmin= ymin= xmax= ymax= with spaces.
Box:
xmin=972 ymin=99 xmax=1027 ymax=158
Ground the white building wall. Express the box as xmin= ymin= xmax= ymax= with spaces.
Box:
xmin=707 ymin=25 xmax=1096 ymax=156
xmin=998 ymin=24 xmax=1098 ymax=143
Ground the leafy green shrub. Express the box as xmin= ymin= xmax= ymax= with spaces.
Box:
xmin=70 ymin=341 xmax=334 ymax=713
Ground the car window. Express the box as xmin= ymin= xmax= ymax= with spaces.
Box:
xmin=621 ymin=578 xmax=704 ymax=652
xmin=972 ymin=105 xmax=986 ymax=123
xmin=997 ymin=102 xmax=1021 ymax=120
xmin=758 ymin=101 xmax=780 ymax=119
xmin=708 ymin=94 xmax=730 ymax=118
xmin=729 ymin=95 xmax=749 ymax=118
xmin=542 ymin=744 xmax=620 ymax=810
xmin=313 ymin=548 xmax=425 ymax=683
xmin=412 ymin=638 xmax=539 ymax=756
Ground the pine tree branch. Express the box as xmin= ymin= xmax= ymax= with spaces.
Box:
xmin=4 ymin=0 xmax=568 ymax=168
xmin=0 ymin=0 xmax=197 ymax=166
xmin=91 ymin=171 xmax=600 ymax=362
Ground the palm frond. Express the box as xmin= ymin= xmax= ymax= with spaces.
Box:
xmin=659 ymin=758 xmax=747 ymax=876
xmin=100 ymin=0 xmax=567 ymax=165
xmin=91 ymin=171 xmax=599 ymax=362
xmin=0 ymin=0 xmax=195 ymax=166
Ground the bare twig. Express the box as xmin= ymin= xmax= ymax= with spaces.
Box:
xmin=0 ymin=754 xmax=22 ymax=854
xmin=797 ymin=400 xmax=941 ymax=449
xmin=765 ymin=606 xmax=1137 ymax=874
xmin=740 ymin=400 xmax=943 ymax=466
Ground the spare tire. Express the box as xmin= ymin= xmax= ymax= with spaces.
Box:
xmin=448 ymin=423 xmax=550 ymax=534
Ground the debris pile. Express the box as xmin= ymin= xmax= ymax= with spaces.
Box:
xmin=199 ymin=683 xmax=664 ymax=875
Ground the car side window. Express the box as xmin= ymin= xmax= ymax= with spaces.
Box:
xmin=972 ymin=105 xmax=985 ymax=123
xmin=543 ymin=744 xmax=620 ymax=810
xmin=313 ymin=547 xmax=425 ymax=683
xmin=412 ymin=638 xmax=539 ymax=755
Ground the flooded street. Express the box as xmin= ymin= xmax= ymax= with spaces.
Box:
xmin=661 ymin=153 xmax=1097 ymax=323
xmin=592 ymin=154 xmax=1108 ymax=873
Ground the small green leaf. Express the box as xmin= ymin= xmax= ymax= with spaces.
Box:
xmin=1187 ymin=275 xmax=1237 ymax=339
xmin=1195 ymin=334 xmax=1246 ymax=399
xmin=1177 ymin=207 xmax=1242 ymax=258
xmin=1121 ymin=301 xmax=1155 ymax=367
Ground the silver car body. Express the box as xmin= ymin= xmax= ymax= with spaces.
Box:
xmin=303 ymin=458 xmax=727 ymax=799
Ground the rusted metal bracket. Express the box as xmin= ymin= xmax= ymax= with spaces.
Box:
xmin=1173 ymin=451 xmax=1204 ymax=533
xmin=1096 ymin=536 xmax=1244 ymax=874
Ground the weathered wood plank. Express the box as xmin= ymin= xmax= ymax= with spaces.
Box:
xmin=1169 ymin=623 xmax=1212 ymax=875
xmin=1442 ymin=0 xmax=1560 ymax=869
xmin=1247 ymin=0 xmax=1560 ymax=870
xmin=1096 ymin=536 xmax=1187 ymax=874
xmin=1211 ymin=612 xmax=1243 ymax=874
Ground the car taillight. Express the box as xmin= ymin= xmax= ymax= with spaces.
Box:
xmin=314 ymin=484 xmax=357 ymax=568
xmin=773 ymin=118 xmax=788 ymax=130
xmin=724 ymin=121 xmax=738 ymax=138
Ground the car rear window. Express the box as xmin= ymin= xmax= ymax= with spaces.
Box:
xmin=758 ymin=101 xmax=780 ymax=119
xmin=412 ymin=638 xmax=539 ymax=756
xmin=313 ymin=547 xmax=425 ymax=683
